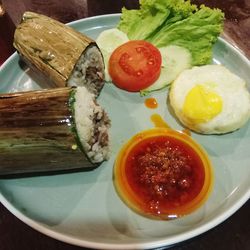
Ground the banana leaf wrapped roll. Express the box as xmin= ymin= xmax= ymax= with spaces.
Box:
xmin=0 ymin=87 xmax=110 ymax=175
xmin=13 ymin=12 xmax=105 ymax=96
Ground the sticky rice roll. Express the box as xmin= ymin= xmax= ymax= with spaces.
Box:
xmin=71 ymin=87 xmax=111 ymax=163
xmin=68 ymin=45 xmax=105 ymax=96
xmin=0 ymin=87 xmax=110 ymax=175
xmin=13 ymin=12 xmax=105 ymax=96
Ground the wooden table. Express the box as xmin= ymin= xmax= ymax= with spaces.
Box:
xmin=0 ymin=1 xmax=249 ymax=249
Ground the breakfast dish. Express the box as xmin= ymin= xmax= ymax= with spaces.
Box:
xmin=0 ymin=12 xmax=250 ymax=250
xmin=169 ymin=65 xmax=250 ymax=134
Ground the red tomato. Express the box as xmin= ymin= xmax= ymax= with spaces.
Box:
xmin=108 ymin=40 xmax=162 ymax=92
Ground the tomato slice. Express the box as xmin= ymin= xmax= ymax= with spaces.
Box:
xmin=108 ymin=40 xmax=162 ymax=92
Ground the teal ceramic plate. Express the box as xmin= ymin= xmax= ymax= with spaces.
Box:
xmin=0 ymin=14 xmax=250 ymax=250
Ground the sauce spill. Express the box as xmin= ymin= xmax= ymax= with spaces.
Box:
xmin=150 ymin=113 xmax=170 ymax=128
xmin=114 ymin=127 xmax=213 ymax=220
xmin=182 ymin=128 xmax=191 ymax=136
xmin=151 ymin=113 xmax=191 ymax=135
xmin=144 ymin=97 xmax=158 ymax=109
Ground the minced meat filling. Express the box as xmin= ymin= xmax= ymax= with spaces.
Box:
xmin=89 ymin=108 xmax=110 ymax=148
xmin=85 ymin=66 xmax=104 ymax=96
xmin=68 ymin=45 xmax=105 ymax=97
xmin=73 ymin=86 xmax=110 ymax=163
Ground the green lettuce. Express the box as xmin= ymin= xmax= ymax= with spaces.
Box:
xmin=118 ymin=0 xmax=224 ymax=65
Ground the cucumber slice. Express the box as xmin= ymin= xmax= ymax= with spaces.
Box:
xmin=141 ymin=45 xmax=192 ymax=95
xmin=96 ymin=28 xmax=129 ymax=82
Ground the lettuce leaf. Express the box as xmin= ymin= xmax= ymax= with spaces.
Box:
xmin=118 ymin=0 xmax=224 ymax=65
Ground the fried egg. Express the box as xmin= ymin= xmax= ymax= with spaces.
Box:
xmin=169 ymin=65 xmax=250 ymax=134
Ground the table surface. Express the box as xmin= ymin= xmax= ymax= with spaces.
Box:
xmin=0 ymin=1 xmax=249 ymax=250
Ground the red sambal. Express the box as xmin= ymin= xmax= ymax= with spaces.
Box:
xmin=114 ymin=128 xmax=213 ymax=220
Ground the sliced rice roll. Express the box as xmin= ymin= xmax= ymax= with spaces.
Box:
xmin=0 ymin=87 xmax=110 ymax=175
xmin=13 ymin=12 xmax=105 ymax=96
xmin=73 ymin=87 xmax=110 ymax=163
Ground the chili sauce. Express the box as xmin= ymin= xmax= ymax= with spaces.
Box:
xmin=114 ymin=128 xmax=213 ymax=220
xmin=144 ymin=97 xmax=158 ymax=109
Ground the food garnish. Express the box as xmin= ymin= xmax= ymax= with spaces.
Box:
xmin=114 ymin=127 xmax=213 ymax=220
xmin=97 ymin=0 xmax=224 ymax=93
xmin=109 ymin=40 xmax=162 ymax=92
xmin=96 ymin=28 xmax=129 ymax=82
xmin=141 ymin=45 xmax=192 ymax=95
xmin=118 ymin=0 xmax=224 ymax=66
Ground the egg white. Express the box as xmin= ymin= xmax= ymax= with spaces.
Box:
xmin=169 ymin=65 xmax=250 ymax=134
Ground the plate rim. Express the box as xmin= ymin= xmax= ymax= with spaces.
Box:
xmin=0 ymin=13 xmax=250 ymax=250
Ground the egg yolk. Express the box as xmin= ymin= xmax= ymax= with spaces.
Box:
xmin=183 ymin=84 xmax=222 ymax=123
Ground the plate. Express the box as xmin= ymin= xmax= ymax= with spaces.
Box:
xmin=0 ymin=14 xmax=250 ymax=250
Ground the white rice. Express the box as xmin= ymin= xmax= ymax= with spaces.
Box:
xmin=74 ymin=86 xmax=110 ymax=163
xmin=68 ymin=46 xmax=105 ymax=96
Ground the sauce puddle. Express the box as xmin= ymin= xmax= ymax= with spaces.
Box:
xmin=144 ymin=97 xmax=158 ymax=109
xmin=150 ymin=113 xmax=191 ymax=135
xmin=150 ymin=113 xmax=170 ymax=128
